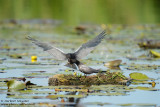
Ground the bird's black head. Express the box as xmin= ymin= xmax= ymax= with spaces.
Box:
xmin=66 ymin=53 xmax=78 ymax=64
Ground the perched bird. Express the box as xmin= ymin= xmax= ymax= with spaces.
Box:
xmin=26 ymin=30 xmax=106 ymax=73
xmin=74 ymin=62 xmax=100 ymax=74
xmin=65 ymin=60 xmax=106 ymax=74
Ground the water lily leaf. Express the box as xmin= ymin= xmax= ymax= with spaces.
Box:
xmin=46 ymin=94 xmax=85 ymax=99
xmin=18 ymin=90 xmax=53 ymax=94
xmin=25 ymin=62 xmax=41 ymax=65
xmin=0 ymin=71 xmax=6 ymax=73
xmin=150 ymin=50 xmax=160 ymax=58
xmin=104 ymin=60 xmax=122 ymax=67
xmin=8 ymin=54 xmax=22 ymax=59
xmin=119 ymin=103 xmax=156 ymax=106
xmin=7 ymin=95 xmax=44 ymax=99
xmin=37 ymin=103 xmax=57 ymax=107
xmin=85 ymin=102 xmax=111 ymax=106
xmin=89 ymin=92 xmax=126 ymax=96
xmin=135 ymin=86 xmax=158 ymax=91
xmin=129 ymin=72 xmax=149 ymax=80
xmin=126 ymin=63 xmax=160 ymax=70
xmin=54 ymin=88 xmax=88 ymax=92
xmin=7 ymin=80 xmax=26 ymax=90
xmin=23 ymin=73 xmax=55 ymax=77
xmin=0 ymin=82 xmax=7 ymax=87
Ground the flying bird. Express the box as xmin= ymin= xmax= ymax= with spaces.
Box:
xmin=26 ymin=30 xmax=106 ymax=73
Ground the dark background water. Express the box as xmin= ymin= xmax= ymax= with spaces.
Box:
xmin=0 ymin=0 xmax=160 ymax=25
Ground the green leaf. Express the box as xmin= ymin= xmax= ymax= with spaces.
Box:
xmin=129 ymin=72 xmax=149 ymax=80
xmin=7 ymin=80 xmax=26 ymax=90
xmin=150 ymin=50 xmax=160 ymax=58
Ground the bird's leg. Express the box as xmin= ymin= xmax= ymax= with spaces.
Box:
xmin=84 ymin=74 xmax=88 ymax=78
xmin=74 ymin=63 xmax=79 ymax=70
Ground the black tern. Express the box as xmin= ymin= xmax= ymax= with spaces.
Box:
xmin=65 ymin=60 xmax=106 ymax=74
xmin=27 ymin=30 xmax=106 ymax=73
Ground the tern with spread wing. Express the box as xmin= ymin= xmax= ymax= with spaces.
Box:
xmin=27 ymin=30 xmax=106 ymax=73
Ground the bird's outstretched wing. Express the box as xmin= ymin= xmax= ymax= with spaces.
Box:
xmin=26 ymin=36 xmax=67 ymax=60
xmin=75 ymin=30 xmax=106 ymax=59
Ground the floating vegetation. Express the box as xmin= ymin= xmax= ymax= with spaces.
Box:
xmin=25 ymin=62 xmax=41 ymax=65
xmin=8 ymin=54 xmax=22 ymax=59
xmin=119 ymin=103 xmax=157 ymax=107
xmin=46 ymin=94 xmax=85 ymax=99
xmin=138 ymin=40 xmax=160 ymax=49
xmin=7 ymin=80 xmax=26 ymax=90
xmin=23 ymin=73 xmax=55 ymax=78
xmin=126 ymin=63 xmax=160 ymax=70
xmin=0 ymin=71 xmax=6 ymax=73
xmin=6 ymin=79 xmax=35 ymax=90
xmin=104 ymin=60 xmax=122 ymax=69
xmin=104 ymin=60 xmax=122 ymax=67
xmin=150 ymin=50 xmax=160 ymax=58
xmin=0 ymin=60 xmax=3 ymax=64
xmin=129 ymin=72 xmax=149 ymax=80
xmin=48 ymin=72 xmax=129 ymax=86
xmin=126 ymin=54 xmax=153 ymax=60
xmin=134 ymin=86 xmax=158 ymax=91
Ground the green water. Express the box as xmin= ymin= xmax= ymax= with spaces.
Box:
xmin=0 ymin=0 xmax=160 ymax=25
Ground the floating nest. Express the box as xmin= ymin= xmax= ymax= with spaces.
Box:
xmin=48 ymin=72 xmax=131 ymax=86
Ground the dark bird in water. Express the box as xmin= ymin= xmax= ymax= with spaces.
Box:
xmin=26 ymin=30 xmax=106 ymax=73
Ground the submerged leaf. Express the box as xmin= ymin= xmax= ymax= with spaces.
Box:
xmin=129 ymin=72 xmax=149 ymax=80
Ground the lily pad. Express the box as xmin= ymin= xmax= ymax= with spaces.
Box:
xmin=23 ymin=73 xmax=55 ymax=78
xmin=129 ymin=72 xmax=149 ymax=80
xmin=88 ymin=92 xmax=126 ymax=96
xmin=8 ymin=54 xmax=22 ymax=59
xmin=126 ymin=63 xmax=160 ymax=70
xmin=46 ymin=94 xmax=85 ymax=99
xmin=104 ymin=60 xmax=122 ymax=67
xmin=0 ymin=71 xmax=6 ymax=73
xmin=135 ymin=86 xmax=158 ymax=91
xmin=54 ymin=88 xmax=88 ymax=92
xmin=150 ymin=50 xmax=160 ymax=58
xmin=18 ymin=90 xmax=53 ymax=94
xmin=7 ymin=95 xmax=44 ymax=99
xmin=7 ymin=80 xmax=26 ymax=90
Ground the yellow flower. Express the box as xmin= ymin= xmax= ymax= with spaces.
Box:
xmin=73 ymin=72 xmax=77 ymax=76
xmin=31 ymin=56 xmax=37 ymax=62
xmin=31 ymin=56 xmax=37 ymax=60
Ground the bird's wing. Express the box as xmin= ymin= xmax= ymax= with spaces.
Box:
xmin=75 ymin=30 xmax=106 ymax=59
xmin=26 ymin=36 xmax=67 ymax=60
